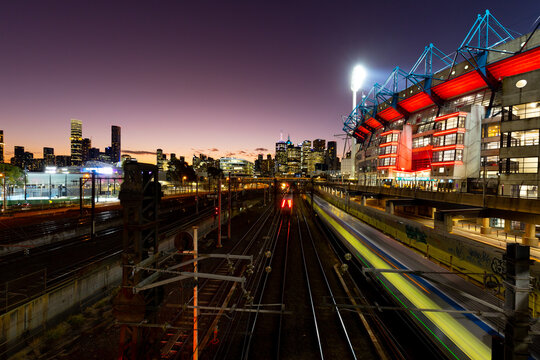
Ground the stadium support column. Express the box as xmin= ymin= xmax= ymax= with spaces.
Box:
xmin=481 ymin=218 xmax=492 ymax=235
xmin=504 ymin=243 xmax=531 ymax=360
xmin=522 ymin=223 xmax=538 ymax=247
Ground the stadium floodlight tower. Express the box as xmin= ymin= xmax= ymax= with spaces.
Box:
xmin=351 ymin=64 xmax=367 ymax=113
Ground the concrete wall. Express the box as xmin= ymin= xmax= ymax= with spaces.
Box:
xmin=0 ymin=203 xmax=251 ymax=356
xmin=0 ymin=219 xmax=123 ymax=256
xmin=0 ymin=258 xmax=122 ymax=356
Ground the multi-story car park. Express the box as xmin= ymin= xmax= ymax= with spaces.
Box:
xmin=343 ymin=10 xmax=540 ymax=245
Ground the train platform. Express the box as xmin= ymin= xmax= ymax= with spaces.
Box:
xmin=352 ymin=198 xmax=540 ymax=261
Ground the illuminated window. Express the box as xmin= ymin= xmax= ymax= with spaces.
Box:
xmin=482 ymin=141 xmax=500 ymax=150
xmin=481 ymin=156 xmax=499 ymax=167
xmin=486 ymin=124 xmax=500 ymax=137
xmin=504 ymin=103 xmax=540 ymax=121
xmin=435 ymin=116 xmax=465 ymax=131
xmin=502 ymin=157 xmax=538 ymax=173
xmin=413 ymin=136 xmax=430 ymax=148
xmin=502 ymin=129 xmax=540 ymax=147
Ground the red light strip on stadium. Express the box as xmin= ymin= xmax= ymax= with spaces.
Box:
xmin=434 ymin=111 xmax=468 ymax=122
xmin=412 ymin=145 xmax=433 ymax=152
xmin=380 ymin=130 xmax=400 ymax=136
xmin=378 ymin=154 xmax=398 ymax=159
xmin=432 ymin=128 xmax=465 ymax=137
xmin=377 ymin=165 xmax=396 ymax=170
xmin=431 ymin=161 xmax=464 ymax=166
xmin=432 ymin=144 xmax=464 ymax=151
xmin=380 ymin=141 xmax=398 ymax=148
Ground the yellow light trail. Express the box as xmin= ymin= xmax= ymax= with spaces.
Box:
xmin=315 ymin=201 xmax=491 ymax=360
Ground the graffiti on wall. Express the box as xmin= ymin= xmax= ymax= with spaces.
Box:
xmin=405 ymin=225 xmax=427 ymax=244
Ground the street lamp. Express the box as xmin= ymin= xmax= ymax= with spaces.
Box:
xmin=350 ymin=64 xmax=367 ymax=182
xmin=351 ymin=64 xmax=367 ymax=112
xmin=182 ymin=176 xmax=187 ymax=193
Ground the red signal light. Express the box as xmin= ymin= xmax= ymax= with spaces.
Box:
xmin=287 ymin=199 xmax=292 ymax=208
xmin=281 ymin=199 xmax=286 ymax=208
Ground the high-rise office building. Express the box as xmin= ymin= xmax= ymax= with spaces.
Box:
xmin=275 ymin=140 xmax=287 ymax=174
xmin=326 ymin=141 xmax=337 ymax=170
xmin=11 ymin=146 xmax=24 ymax=168
xmin=111 ymin=125 xmax=121 ymax=163
xmin=0 ymin=130 xmax=4 ymax=163
xmin=70 ymin=119 xmax=83 ymax=166
xmin=157 ymin=149 xmax=165 ymax=171
xmin=301 ymin=140 xmax=311 ymax=174
xmin=313 ymin=139 xmax=326 ymax=152
xmin=82 ymin=138 xmax=91 ymax=162
xmin=89 ymin=147 xmax=100 ymax=160
xmin=43 ymin=147 xmax=55 ymax=166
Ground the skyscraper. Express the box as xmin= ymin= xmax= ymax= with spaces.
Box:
xmin=157 ymin=149 xmax=165 ymax=171
xmin=327 ymin=141 xmax=337 ymax=170
xmin=82 ymin=138 xmax=91 ymax=163
xmin=43 ymin=147 xmax=55 ymax=166
xmin=12 ymin=146 xmax=24 ymax=168
xmin=70 ymin=119 xmax=83 ymax=166
xmin=301 ymin=140 xmax=311 ymax=174
xmin=275 ymin=140 xmax=287 ymax=175
xmin=0 ymin=130 xmax=4 ymax=163
xmin=313 ymin=139 xmax=325 ymax=152
xmin=111 ymin=125 xmax=121 ymax=163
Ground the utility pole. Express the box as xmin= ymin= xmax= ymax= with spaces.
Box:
xmin=91 ymin=171 xmax=96 ymax=242
xmin=195 ymin=175 xmax=199 ymax=214
xmin=193 ymin=226 xmax=199 ymax=360
xmin=310 ymin=179 xmax=314 ymax=212
xmin=217 ymin=176 xmax=222 ymax=248
xmin=228 ymin=172 xmax=232 ymax=240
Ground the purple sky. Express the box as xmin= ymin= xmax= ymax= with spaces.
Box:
xmin=1 ymin=1 xmax=538 ymax=164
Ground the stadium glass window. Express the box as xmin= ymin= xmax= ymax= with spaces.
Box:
xmin=482 ymin=141 xmax=499 ymax=150
xmin=486 ymin=124 xmax=500 ymax=137
xmin=503 ymin=157 xmax=538 ymax=173
xmin=505 ymin=130 xmax=540 ymax=147
xmin=504 ymin=103 xmax=540 ymax=121
xmin=456 ymin=149 xmax=463 ymax=161
xmin=443 ymin=150 xmax=455 ymax=162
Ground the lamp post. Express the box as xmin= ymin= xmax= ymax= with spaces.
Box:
xmin=182 ymin=176 xmax=187 ymax=193
xmin=350 ymin=64 xmax=366 ymax=181
xmin=351 ymin=65 xmax=366 ymax=112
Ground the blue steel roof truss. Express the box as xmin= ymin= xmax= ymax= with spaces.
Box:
xmin=344 ymin=9 xmax=516 ymax=141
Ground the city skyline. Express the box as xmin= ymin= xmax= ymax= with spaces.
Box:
xmin=1 ymin=1 xmax=537 ymax=164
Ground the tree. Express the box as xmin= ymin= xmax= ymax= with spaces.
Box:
xmin=166 ymin=159 xmax=196 ymax=183
xmin=207 ymin=166 xmax=223 ymax=179
xmin=0 ymin=163 xmax=24 ymax=186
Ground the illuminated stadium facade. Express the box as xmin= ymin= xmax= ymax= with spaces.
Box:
xmin=345 ymin=10 xmax=540 ymax=198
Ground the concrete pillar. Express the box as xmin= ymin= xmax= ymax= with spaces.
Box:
xmin=385 ymin=201 xmax=395 ymax=215
xmin=504 ymin=244 xmax=531 ymax=359
xmin=504 ymin=220 xmax=512 ymax=233
xmin=481 ymin=218 xmax=492 ymax=235
xmin=431 ymin=207 xmax=436 ymax=219
xmin=434 ymin=211 xmax=453 ymax=233
xmin=522 ymin=223 xmax=538 ymax=247
xmin=360 ymin=196 xmax=366 ymax=206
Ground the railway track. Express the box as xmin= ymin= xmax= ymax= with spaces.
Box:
xmin=157 ymin=202 xmax=277 ymax=359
